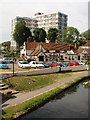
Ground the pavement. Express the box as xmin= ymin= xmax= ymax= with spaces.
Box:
xmin=1 ymin=71 xmax=89 ymax=109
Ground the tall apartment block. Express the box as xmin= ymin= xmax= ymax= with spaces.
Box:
xmin=11 ymin=12 xmax=67 ymax=49
xmin=11 ymin=16 xmax=38 ymax=49
xmin=34 ymin=12 xmax=68 ymax=33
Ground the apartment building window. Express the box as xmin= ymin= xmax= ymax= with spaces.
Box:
xmin=59 ymin=14 xmax=62 ymax=17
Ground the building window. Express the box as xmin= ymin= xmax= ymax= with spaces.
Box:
xmin=61 ymin=55 xmax=63 ymax=58
xmin=60 ymin=55 xmax=64 ymax=60
xmin=46 ymin=50 xmax=49 ymax=52
xmin=69 ymin=56 xmax=71 ymax=60
xmin=72 ymin=56 xmax=74 ymax=60
xmin=56 ymin=50 xmax=60 ymax=53
xmin=22 ymin=54 xmax=25 ymax=57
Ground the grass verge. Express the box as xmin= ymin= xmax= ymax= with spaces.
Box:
xmin=2 ymin=74 xmax=89 ymax=120
xmin=2 ymin=71 xmax=87 ymax=92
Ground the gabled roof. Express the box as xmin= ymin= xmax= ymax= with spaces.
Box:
xmin=25 ymin=42 xmax=39 ymax=50
xmin=31 ymin=49 xmax=41 ymax=56
xmin=74 ymin=48 xmax=90 ymax=53
xmin=25 ymin=42 xmax=70 ymax=51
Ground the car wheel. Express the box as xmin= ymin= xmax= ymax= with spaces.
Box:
xmin=35 ymin=66 xmax=38 ymax=69
xmin=22 ymin=66 xmax=25 ymax=69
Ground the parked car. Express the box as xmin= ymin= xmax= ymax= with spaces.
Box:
xmin=27 ymin=59 xmax=35 ymax=63
xmin=67 ymin=61 xmax=80 ymax=66
xmin=76 ymin=61 xmax=85 ymax=65
xmin=0 ymin=57 xmax=13 ymax=63
xmin=38 ymin=61 xmax=52 ymax=68
xmin=29 ymin=61 xmax=44 ymax=68
xmin=57 ymin=62 xmax=69 ymax=67
xmin=18 ymin=61 xmax=31 ymax=69
xmin=0 ymin=61 xmax=9 ymax=69
xmin=46 ymin=61 xmax=60 ymax=67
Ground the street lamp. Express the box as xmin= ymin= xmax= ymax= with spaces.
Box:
xmin=12 ymin=51 xmax=16 ymax=77
xmin=12 ymin=53 xmax=14 ymax=76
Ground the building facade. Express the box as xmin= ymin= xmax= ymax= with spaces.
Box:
xmin=20 ymin=41 xmax=79 ymax=62
xmin=11 ymin=16 xmax=38 ymax=50
xmin=20 ymin=40 xmax=90 ymax=62
xmin=74 ymin=40 xmax=90 ymax=61
xmin=34 ymin=12 xmax=67 ymax=33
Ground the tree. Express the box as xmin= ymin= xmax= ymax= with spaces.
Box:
xmin=61 ymin=26 xmax=85 ymax=46
xmin=62 ymin=27 xmax=79 ymax=43
xmin=33 ymin=28 xmax=46 ymax=42
xmin=13 ymin=20 xmax=32 ymax=46
xmin=47 ymin=28 xmax=58 ymax=42
xmin=81 ymin=29 xmax=90 ymax=40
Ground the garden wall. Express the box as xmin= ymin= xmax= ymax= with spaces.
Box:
xmin=16 ymin=66 xmax=61 ymax=76
xmin=1 ymin=65 xmax=89 ymax=79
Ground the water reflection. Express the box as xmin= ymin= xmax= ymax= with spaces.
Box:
xmin=18 ymin=79 xmax=89 ymax=119
xmin=55 ymin=84 xmax=79 ymax=101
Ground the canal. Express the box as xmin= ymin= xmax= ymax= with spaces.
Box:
xmin=18 ymin=79 xmax=89 ymax=119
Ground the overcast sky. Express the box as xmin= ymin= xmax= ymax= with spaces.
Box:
xmin=0 ymin=0 xmax=89 ymax=43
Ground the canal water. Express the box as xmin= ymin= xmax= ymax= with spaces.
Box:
xmin=18 ymin=79 xmax=89 ymax=119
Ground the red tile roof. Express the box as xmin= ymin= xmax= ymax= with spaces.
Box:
xmin=25 ymin=42 xmax=70 ymax=51
xmin=74 ymin=48 xmax=90 ymax=53
xmin=3 ymin=41 xmax=11 ymax=46
xmin=31 ymin=49 xmax=41 ymax=56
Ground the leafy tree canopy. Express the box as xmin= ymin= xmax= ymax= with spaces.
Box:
xmin=47 ymin=28 xmax=58 ymax=42
xmin=33 ymin=28 xmax=46 ymax=42
xmin=62 ymin=27 xmax=79 ymax=43
xmin=13 ymin=20 xmax=32 ymax=46
xmin=81 ymin=29 xmax=90 ymax=40
xmin=60 ymin=26 xmax=85 ymax=46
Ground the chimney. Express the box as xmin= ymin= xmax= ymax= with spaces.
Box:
xmin=27 ymin=36 xmax=33 ymax=42
xmin=74 ymin=43 xmax=77 ymax=50
xmin=55 ymin=40 xmax=58 ymax=43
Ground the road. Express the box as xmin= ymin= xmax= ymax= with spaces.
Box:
xmin=8 ymin=63 xmax=19 ymax=69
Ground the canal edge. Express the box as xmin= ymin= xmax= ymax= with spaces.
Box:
xmin=2 ymin=75 xmax=90 ymax=120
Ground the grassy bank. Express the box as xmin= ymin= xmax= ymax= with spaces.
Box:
xmin=3 ymin=71 xmax=85 ymax=92
xmin=2 ymin=74 xmax=89 ymax=120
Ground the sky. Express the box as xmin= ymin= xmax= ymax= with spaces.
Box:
xmin=0 ymin=0 xmax=89 ymax=43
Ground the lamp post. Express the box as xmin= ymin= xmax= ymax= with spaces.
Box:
xmin=12 ymin=51 xmax=16 ymax=77
xmin=12 ymin=52 xmax=14 ymax=76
